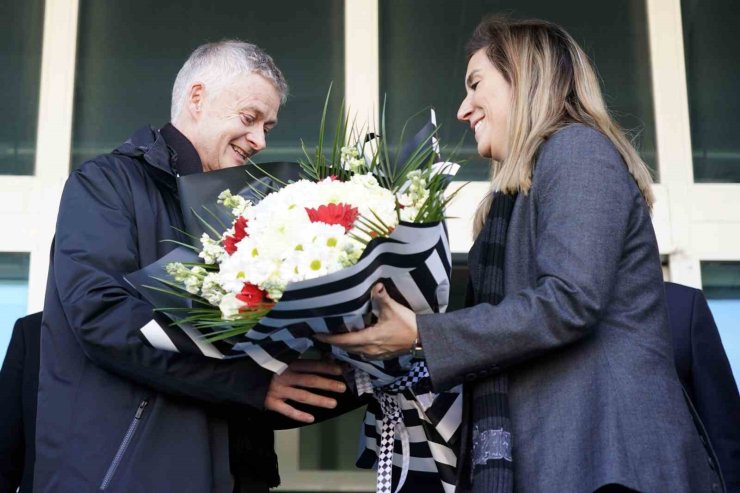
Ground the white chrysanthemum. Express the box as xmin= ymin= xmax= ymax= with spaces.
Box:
xmin=293 ymin=244 xmax=341 ymax=280
xmin=218 ymin=244 xmax=266 ymax=293
xmin=205 ymin=173 xmax=400 ymax=304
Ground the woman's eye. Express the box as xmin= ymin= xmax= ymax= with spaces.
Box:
xmin=471 ymin=81 xmax=479 ymax=90
xmin=241 ymin=114 xmax=255 ymax=125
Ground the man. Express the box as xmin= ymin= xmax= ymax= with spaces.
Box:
xmin=34 ymin=41 xmax=349 ymax=493
xmin=665 ymin=282 xmax=740 ymax=493
xmin=0 ymin=313 xmax=41 ymax=493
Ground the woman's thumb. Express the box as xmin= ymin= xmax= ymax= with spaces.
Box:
xmin=371 ymin=282 xmax=393 ymax=310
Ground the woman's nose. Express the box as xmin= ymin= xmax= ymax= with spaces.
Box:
xmin=457 ymin=94 xmax=473 ymax=122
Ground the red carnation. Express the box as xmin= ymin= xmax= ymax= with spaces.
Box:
xmin=305 ymin=203 xmax=359 ymax=233
xmin=223 ymin=216 xmax=249 ymax=255
xmin=236 ymin=282 xmax=267 ymax=308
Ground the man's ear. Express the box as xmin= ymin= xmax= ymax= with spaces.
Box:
xmin=187 ymin=82 xmax=205 ymax=119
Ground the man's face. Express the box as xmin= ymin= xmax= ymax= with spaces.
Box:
xmin=190 ymin=72 xmax=281 ymax=172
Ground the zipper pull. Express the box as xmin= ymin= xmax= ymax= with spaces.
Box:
xmin=135 ymin=400 xmax=149 ymax=419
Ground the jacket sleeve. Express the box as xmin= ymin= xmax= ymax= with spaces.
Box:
xmin=0 ymin=319 xmax=25 ymax=492
xmin=418 ymin=126 xmax=638 ymax=391
xmin=688 ymin=290 xmax=740 ymax=491
xmin=52 ymin=163 xmax=272 ymax=410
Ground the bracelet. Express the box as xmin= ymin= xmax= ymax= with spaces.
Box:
xmin=410 ymin=335 xmax=424 ymax=359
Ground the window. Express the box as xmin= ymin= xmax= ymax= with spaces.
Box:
xmin=702 ymin=261 xmax=740 ymax=385
xmin=300 ymin=407 xmax=367 ymax=471
xmin=0 ymin=253 xmax=30 ymax=360
xmin=0 ymin=0 xmax=44 ymax=175
xmin=72 ymin=0 xmax=344 ymax=167
xmin=379 ymin=0 xmax=656 ymax=181
xmin=682 ymin=0 xmax=740 ymax=182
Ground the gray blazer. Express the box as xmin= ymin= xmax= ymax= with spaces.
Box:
xmin=418 ymin=125 xmax=722 ymax=493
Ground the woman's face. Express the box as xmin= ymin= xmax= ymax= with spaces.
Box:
xmin=457 ymin=48 xmax=513 ymax=161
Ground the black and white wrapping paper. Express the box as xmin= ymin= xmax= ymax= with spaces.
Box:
xmin=125 ymin=112 xmax=463 ymax=493
xmin=128 ymin=222 xmax=462 ymax=493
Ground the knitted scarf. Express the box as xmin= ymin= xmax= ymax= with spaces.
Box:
xmin=468 ymin=192 xmax=517 ymax=493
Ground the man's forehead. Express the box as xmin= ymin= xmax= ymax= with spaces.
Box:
xmin=223 ymin=75 xmax=280 ymax=115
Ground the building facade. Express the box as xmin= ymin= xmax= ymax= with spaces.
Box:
xmin=1 ymin=0 xmax=738 ymax=491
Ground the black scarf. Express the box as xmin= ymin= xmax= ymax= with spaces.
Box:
xmin=466 ymin=192 xmax=517 ymax=493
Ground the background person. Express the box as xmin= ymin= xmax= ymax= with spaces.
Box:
xmin=665 ymin=282 xmax=740 ymax=492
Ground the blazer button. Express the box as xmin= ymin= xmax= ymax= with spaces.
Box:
xmin=712 ymin=483 xmax=721 ymax=493
xmin=465 ymin=373 xmax=477 ymax=382
xmin=707 ymin=456 xmax=716 ymax=471
xmin=478 ymin=369 xmax=489 ymax=378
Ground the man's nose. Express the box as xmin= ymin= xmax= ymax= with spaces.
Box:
xmin=246 ymin=129 xmax=267 ymax=153
xmin=457 ymin=94 xmax=472 ymax=122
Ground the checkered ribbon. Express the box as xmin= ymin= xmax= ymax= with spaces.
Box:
xmin=376 ymin=391 xmax=407 ymax=493
xmin=373 ymin=362 xmax=431 ymax=493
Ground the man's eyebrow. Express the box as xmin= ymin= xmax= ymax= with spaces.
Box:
xmin=466 ymin=70 xmax=480 ymax=88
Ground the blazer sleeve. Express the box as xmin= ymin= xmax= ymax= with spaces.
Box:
xmin=418 ymin=126 xmax=639 ymax=390
xmin=52 ymin=164 xmax=273 ymax=410
xmin=0 ymin=319 xmax=25 ymax=492
xmin=688 ymin=290 xmax=740 ymax=491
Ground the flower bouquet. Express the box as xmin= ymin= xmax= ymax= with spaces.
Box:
xmin=125 ymin=101 xmax=464 ymax=493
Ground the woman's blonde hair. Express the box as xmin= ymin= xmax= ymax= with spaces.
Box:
xmin=469 ymin=16 xmax=654 ymax=236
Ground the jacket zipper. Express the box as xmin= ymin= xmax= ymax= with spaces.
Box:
xmin=99 ymin=399 xmax=149 ymax=491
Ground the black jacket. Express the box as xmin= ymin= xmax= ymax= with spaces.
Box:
xmin=34 ymin=127 xmax=278 ymax=492
xmin=0 ymin=312 xmax=41 ymax=493
xmin=665 ymin=282 xmax=740 ymax=493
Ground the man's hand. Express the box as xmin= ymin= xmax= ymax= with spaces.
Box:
xmin=264 ymin=359 xmax=347 ymax=423
xmin=315 ymin=283 xmax=418 ymax=360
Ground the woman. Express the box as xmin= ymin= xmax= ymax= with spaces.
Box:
xmin=319 ymin=16 xmax=722 ymax=493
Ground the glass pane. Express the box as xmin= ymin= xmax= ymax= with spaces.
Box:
xmin=682 ymin=0 xmax=740 ymax=182
xmin=0 ymin=0 xmax=44 ymax=175
xmin=72 ymin=0 xmax=344 ymax=167
xmin=299 ymin=407 xmax=366 ymax=471
xmin=0 ymin=253 xmax=30 ymax=361
xmin=450 ymin=253 xmax=470 ymax=311
xmin=380 ymin=0 xmax=656 ymax=181
xmin=702 ymin=261 xmax=740 ymax=385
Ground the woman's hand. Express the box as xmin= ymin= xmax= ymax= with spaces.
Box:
xmin=315 ymin=283 xmax=418 ymax=360
xmin=264 ymin=359 xmax=347 ymax=423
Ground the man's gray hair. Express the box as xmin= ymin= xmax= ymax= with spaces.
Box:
xmin=170 ymin=40 xmax=288 ymax=121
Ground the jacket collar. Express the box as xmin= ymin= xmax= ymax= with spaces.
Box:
xmin=113 ymin=126 xmax=174 ymax=176
xmin=113 ymin=126 xmax=178 ymax=192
